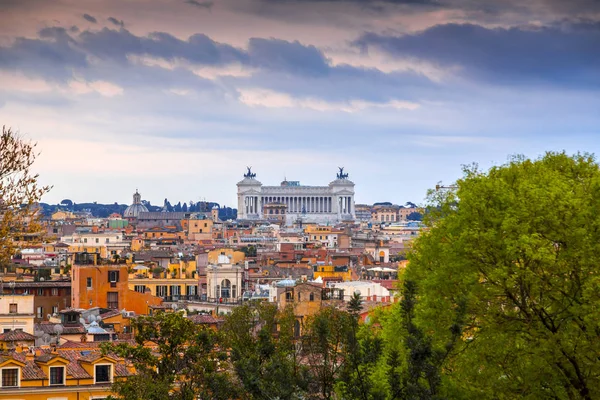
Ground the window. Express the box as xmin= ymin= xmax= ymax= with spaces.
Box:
xmin=37 ymin=288 xmax=44 ymax=296
xmin=52 ymin=306 xmax=58 ymax=315
xmin=37 ymin=306 xmax=44 ymax=319
xmin=52 ymin=288 xmax=58 ymax=296
xmin=65 ymin=313 xmax=77 ymax=324
xmin=84 ymin=238 xmax=88 ymax=243
xmin=9 ymin=304 xmax=17 ymax=314
xmin=87 ymin=278 xmax=93 ymax=289
xmin=134 ymin=285 xmax=146 ymax=293
xmin=95 ymin=365 xmax=111 ymax=383
xmin=95 ymin=238 xmax=99 ymax=243
xmin=108 ymin=270 xmax=119 ymax=283
xmin=1 ymin=368 xmax=18 ymax=387
xmin=156 ymin=286 xmax=167 ymax=297
xmin=309 ymin=292 xmax=315 ymax=302
xmin=169 ymin=285 xmax=181 ymax=296
xmin=105 ymin=238 xmax=109 ymax=243
xmin=49 ymin=366 xmax=65 ymax=385
xmin=107 ymin=292 xmax=119 ymax=309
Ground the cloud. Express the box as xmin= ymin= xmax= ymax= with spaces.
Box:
xmin=0 ymin=31 xmax=88 ymax=81
xmin=184 ymin=0 xmax=214 ymax=9
xmin=107 ymin=17 xmax=124 ymax=27
xmin=82 ymin=13 xmax=97 ymax=23
xmin=67 ymin=80 xmax=124 ymax=96
xmin=238 ymin=88 xmax=419 ymax=112
xmin=78 ymin=28 xmax=248 ymax=65
xmin=355 ymin=20 xmax=600 ymax=87
xmin=248 ymin=38 xmax=330 ymax=77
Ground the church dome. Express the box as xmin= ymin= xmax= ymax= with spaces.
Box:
xmin=124 ymin=190 xmax=148 ymax=218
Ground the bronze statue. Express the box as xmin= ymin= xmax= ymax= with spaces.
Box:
xmin=244 ymin=166 xmax=256 ymax=179
xmin=337 ymin=167 xmax=348 ymax=179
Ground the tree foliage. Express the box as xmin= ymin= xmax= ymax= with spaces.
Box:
xmin=222 ymin=302 xmax=309 ymax=400
xmin=303 ymin=307 xmax=354 ymax=399
xmin=0 ymin=126 xmax=50 ymax=267
xmin=406 ymin=152 xmax=600 ymax=399
xmin=105 ymin=311 xmax=236 ymax=400
xmin=406 ymin=211 xmax=423 ymax=221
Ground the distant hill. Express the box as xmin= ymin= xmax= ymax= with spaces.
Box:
xmin=39 ymin=200 xmax=237 ymax=220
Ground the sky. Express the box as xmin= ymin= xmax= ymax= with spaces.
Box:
xmin=0 ymin=0 xmax=599 ymax=208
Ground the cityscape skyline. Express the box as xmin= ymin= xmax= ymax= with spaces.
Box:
xmin=2 ymin=0 xmax=599 ymax=206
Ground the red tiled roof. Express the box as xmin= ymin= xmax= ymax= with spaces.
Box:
xmin=188 ymin=314 xmax=222 ymax=325
xmin=99 ymin=309 xmax=122 ymax=319
xmin=0 ymin=330 xmax=35 ymax=342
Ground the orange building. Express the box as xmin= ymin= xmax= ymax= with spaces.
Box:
xmin=72 ymin=264 xmax=162 ymax=315
xmin=0 ymin=345 xmax=130 ymax=400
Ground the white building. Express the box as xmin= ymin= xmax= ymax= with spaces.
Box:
xmin=329 ymin=281 xmax=392 ymax=302
xmin=206 ymin=255 xmax=243 ymax=302
xmin=237 ymin=167 xmax=356 ymax=225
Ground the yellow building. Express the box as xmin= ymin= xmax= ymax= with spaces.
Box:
xmin=312 ymin=264 xmax=353 ymax=282
xmin=182 ymin=218 xmax=214 ymax=241
xmin=128 ymin=259 xmax=199 ymax=301
xmin=0 ymin=294 xmax=35 ymax=334
xmin=304 ymin=225 xmax=342 ymax=248
xmin=276 ymin=282 xmax=345 ymax=335
xmin=207 ymin=248 xmax=245 ymax=265
xmin=0 ymin=346 xmax=129 ymax=399
xmin=51 ymin=210 xmax=76 ymax=220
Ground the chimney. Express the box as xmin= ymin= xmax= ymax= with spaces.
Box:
xmin=25 ymin=347 xmax=35 ymax=361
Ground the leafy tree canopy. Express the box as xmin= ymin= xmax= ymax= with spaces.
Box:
xmin=407 ymin=152 xmax=600 ymax=399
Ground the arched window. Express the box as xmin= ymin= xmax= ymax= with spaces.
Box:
xmin=221 ymin=279 xmax=231 ymax=298
xmin=298 ymin=292 xmax=301 ymax=302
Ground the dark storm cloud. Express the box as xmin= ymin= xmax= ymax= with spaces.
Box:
xmin=82 ymin=13 xmax=97 ymax=23
xmin=0 ymin=24 xmax=436 ymax=105
xmin=107 ymin=17 xmax=125 ymax=27
xmin=78 ymin=28 xmax=247 ymax=65
xmin=0 ymin=29 xmax=88 ymax=81
xmin=355 ymin=21 xmax=600 ymax=87
xmin=184 ymin=0 xmax=214 ymax=9
xmin=261 ymin=0 xmax=439 ymax=4
xmin=248 ymin=38 xmax=330 ymax=77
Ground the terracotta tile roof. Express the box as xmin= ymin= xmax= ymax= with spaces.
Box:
xmin=188 ymin=314 xmax=222 ymax=325
xmin=99 ymin=309 xmax=122 ymax=319
xmin=36 ymin=322 xmax=86 ymax=335
xmin=371 ymin=279 xmax=399 ymax=290
xmin=3 ymin=345 xmax=132 ymax=382
xmin=0 ymin=330 xmax=36 ymax=342
xmin=10 ymin=353 xmax=47 ymax=380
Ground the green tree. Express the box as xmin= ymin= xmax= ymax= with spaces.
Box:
xmin=104 ymin=311 xmax=236 ymax=400
xmin=303 ymin=306 xmax=354 ymax=399
xmin=406 ymin=211 xmax=422 ymax=221
xmin=0 ymin=126 xmax=51 ymax=267
xmin=241 ymin=245 xmax=257 ymax=257
xmin=407 ymin=152 xmax=600 ymax=399
xmin=223 ymin=302 xmax=309 ymax=400
xmin=337 ymin=292 xmax=384 ymax=400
